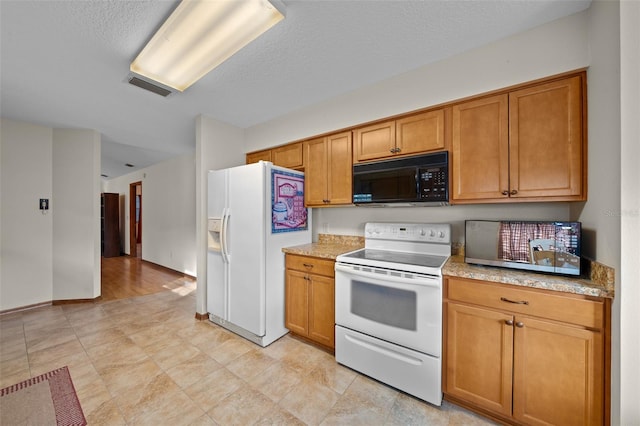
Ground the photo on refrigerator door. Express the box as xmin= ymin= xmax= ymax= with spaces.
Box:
xmin=271 ymin=169 xmax=308 ymax=233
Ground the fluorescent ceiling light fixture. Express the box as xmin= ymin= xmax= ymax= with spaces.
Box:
xmin=130 ymin=0 xmax=284 ymax=92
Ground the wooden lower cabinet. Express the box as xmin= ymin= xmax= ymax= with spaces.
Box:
xmin=444 ymin=276 xmax=607 ymax=425
xmin=285 ymin=254 xmax=335 ymax=349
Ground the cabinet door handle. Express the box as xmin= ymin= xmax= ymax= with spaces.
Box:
xmin=510 ymin=189 xmax=518 ymax=195
xmin=501 ymin=190 xmax=509 ymax=196
xmin=505 ymin=319 xmax=514 ymax=326
xmin=389 ymin=148 xmax=395 ymax=153
xmin=516 ymin=322 xmax=524 ymax=328
xmin=500 ymin=297 xmax=529 ymax=305
xmin=303 ymin=263 xmax=314 ymax=269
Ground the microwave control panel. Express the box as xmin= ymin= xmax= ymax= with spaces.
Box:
xmin=419 ymin=166 xmax=448 ymax=201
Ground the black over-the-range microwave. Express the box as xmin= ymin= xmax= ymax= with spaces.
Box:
xmin=352 ymin=151 xmax=449 ymax=206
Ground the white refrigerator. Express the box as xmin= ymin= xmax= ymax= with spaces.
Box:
xmin=207 ymin=161 xmax=311 ymax=347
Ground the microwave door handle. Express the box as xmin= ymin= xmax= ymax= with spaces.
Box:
xmin=335 ymin=263 xmax=440 ymax=287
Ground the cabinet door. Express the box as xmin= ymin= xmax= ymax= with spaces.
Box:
xmin=353 ymin=120 xmax=396 ymax=163
xmin=396 ymin=109 xmax=446 ymax=156
xmin=272 ymin=142 xmax=303 ymax=170
xmin=308 ymin=274 xmax=335 ymax=349
xmin=513 ymin=316 xmax=603 ymax=426
xmin=246 ymin=149 xmax=272 ymax=164
xmin=303 ymin=137 xmax=329 ymax=206
xmin=509 ymin=76 xmax=584 ymax=200
xmin=326 ymin=131 xmax=353 ymax=205
xmin=452 ymin=94 xmax=509 ymax=202
xmin=446 ymin=302 xmax=514 ymax=416
xmin=285 ymin=269 xmax=309 ymax=337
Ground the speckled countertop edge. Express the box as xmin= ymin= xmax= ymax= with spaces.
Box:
xmin=282 ymin=234 xmax=364 ymax=260
xmin=282 ymin=234 xmax=614 ymax=298
xmin=444 ymin=255 xmax=614 ymax=299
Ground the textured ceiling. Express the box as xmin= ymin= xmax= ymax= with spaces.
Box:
xmin=0 ymin=0 xmax=591 ymax=179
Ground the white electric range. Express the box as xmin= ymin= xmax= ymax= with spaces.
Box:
xmin=334 ymin=222 xmax=451 ymax=406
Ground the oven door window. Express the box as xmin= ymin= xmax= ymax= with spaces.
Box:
xmin=351 ymin=280 xmax=417 ymax=330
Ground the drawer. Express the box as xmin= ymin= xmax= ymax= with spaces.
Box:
xmin=445 ymin=276 xmax=604 ymax=329
xmin=286 ymin=254 xmax=335 ymax=277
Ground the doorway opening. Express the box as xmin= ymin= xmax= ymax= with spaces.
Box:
xmin=129 ymin=181 xmax=142 ymax=258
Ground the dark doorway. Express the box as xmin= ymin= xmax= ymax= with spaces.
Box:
xmin=129 ymin=181 xmax=142 ymax=258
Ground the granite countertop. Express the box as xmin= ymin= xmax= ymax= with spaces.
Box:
xmin=282 ymin=234 xmax=615 ymax=299
xmin=443 ymin=255 xmax=614 ymax=299
xmin=282 ymin=234 xmax=364 ymax=260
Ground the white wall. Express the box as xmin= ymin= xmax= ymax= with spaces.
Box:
xmin=245 ymin=11 xmax=589 ymax=153
xmin=575 ymin=2 xmax=624 ymax=423
xmin=619 ymin=0 xmax=640 ymax=423
xmin=52 ymin=129 xmax=101 ymax=300
xmin=1 ymin=119 xmax=101 ymax=310
xmin=195 ymin=115 xmax=245 ymax=314
xmin=312 ymin=204 xmax=569 ymax=244
xmin=103 ymin=152 xmax=197 ymax=276
xmin=0 ymin=119 xmax=53 ymax=310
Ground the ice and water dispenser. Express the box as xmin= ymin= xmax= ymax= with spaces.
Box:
xmin=208 ymin=217 xmax=222 ymax=252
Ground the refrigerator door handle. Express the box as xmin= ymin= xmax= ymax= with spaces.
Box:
xmin=221 ymin=208 xmax=230 ymax=263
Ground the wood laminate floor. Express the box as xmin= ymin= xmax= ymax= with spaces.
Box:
xmin=100 ymin=255 xmax=195 ymax=302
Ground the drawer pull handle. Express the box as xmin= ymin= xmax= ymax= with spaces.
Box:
xmin=516 ymin=322 xmax=525 ymax=328
xmin=505 ymin=319 xmax=514 ymax=326
xmin=500 ymin=297 xmax=529 ymax=305
xmin=303 ymin=263 xmax=314 ymax=268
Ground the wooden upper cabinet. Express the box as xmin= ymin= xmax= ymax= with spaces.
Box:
xmin=304 ymin=137 xmax=329 ymax=206
xmin=246 ymin=149 xmax=271 ymax=164
xmin=452 ymin=94 xmax=509 ymax=201
xmin=396 ymin=109 xmax=447 ymax=155
xmin=272 ymin=142 xmax=304 ymax=170
xmin=353 ymin=120 xmax=396 ymax=163
xmin=509 ymin=75 xmax=584 ymax=199
xmin=304 ymin=132 xmax=352 ymax=207
xmin=353 ymin=109 xmax=447 ymax=163
xmin=246 ymin=142 xmax=304 ymax=170
xmin=452 ymin=73 xmax=586 ymax=203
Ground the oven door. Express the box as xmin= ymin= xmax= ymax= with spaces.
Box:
xmin=335 ymin=262 xmax=442 ymax=356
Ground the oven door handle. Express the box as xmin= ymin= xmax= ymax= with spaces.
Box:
xmin=335 ymin=263 xmax=441 ymax=287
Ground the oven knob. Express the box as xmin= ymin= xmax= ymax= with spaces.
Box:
xmin=429 ymin=230 xmax=435 ymax=237
xmin=420 ymin=229 xmax=426 ymax=236
xmin=439 ymin=231 xmax=445 ymax=238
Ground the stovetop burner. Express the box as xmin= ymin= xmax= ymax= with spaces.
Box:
xmin=335 ymin=222 xmax=452 ymax=276
xmin=339 ymin=249 xmax=448 ymax=270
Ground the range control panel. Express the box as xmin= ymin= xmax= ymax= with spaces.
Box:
xmin=364 ymin=222 xmax=451 ymax=244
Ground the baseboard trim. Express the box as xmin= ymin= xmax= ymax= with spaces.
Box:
xmin=0 ymin=301 xmax=52 ymax=316
xmin=195 ymin=312 xmax=208 ymax=321
xmin=127 ymin=256 xmax=197 ymax=280
xmin=52 ymin=296 xmax=101 ymax=305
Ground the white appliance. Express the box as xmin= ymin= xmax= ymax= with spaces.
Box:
xmin=335 ymin=222 xmax=451 ymax=406
xmin=207 ymin=161 xmax=311 ymax=347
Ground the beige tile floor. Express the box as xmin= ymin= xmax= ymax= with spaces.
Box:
xmin=0 ymin=279 xmax=495 ymax=425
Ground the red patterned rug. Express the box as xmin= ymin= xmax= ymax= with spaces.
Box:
xmin=0 ymin=366 xmax=86 ymax=425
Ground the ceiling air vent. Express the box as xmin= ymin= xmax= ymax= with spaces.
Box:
xmin=128 ymin=75 xmax=173 ymax=97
